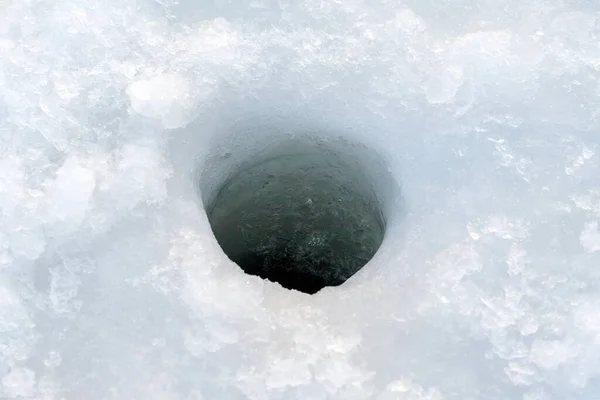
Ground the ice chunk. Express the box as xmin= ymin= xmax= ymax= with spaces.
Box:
xmin=45 ymin=157 xmax=95 ymax=231
xmin=128 ymin=74 xmax=200 ymax=129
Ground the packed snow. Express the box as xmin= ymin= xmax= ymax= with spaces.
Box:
xmin=1 ymin=0 xmax=600 ymax=398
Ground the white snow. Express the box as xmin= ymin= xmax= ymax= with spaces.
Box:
xmin=128 ymin=74 xmax=199 ymax=129
xmin=1 ymin=0 xmax=600 ymax=398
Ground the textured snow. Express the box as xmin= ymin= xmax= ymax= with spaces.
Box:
xmin=1 ymin=0 xmax=600 ymax=398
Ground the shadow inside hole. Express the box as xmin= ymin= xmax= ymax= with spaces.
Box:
xmin=232 ymin=248 xmax=342 ymax=295
xmin=206 ymin=137 xmax=387 ymax=294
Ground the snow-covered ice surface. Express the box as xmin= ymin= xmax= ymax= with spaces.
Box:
xmin=2 ymin=0 xmax=600 ymax=398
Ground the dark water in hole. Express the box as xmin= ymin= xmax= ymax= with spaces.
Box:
xmin=207 ymin=140 xmax=385 ymax=294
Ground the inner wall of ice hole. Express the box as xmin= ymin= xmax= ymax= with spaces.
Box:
xmin=195 ymin=117 xmax=402 ymax=294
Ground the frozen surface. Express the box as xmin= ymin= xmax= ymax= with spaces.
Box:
xmin=1 ymin=0 xmax=600 ymax=398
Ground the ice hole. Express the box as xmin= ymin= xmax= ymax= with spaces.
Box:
xmin=201 ymin=133 xmax=391 ymax=294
